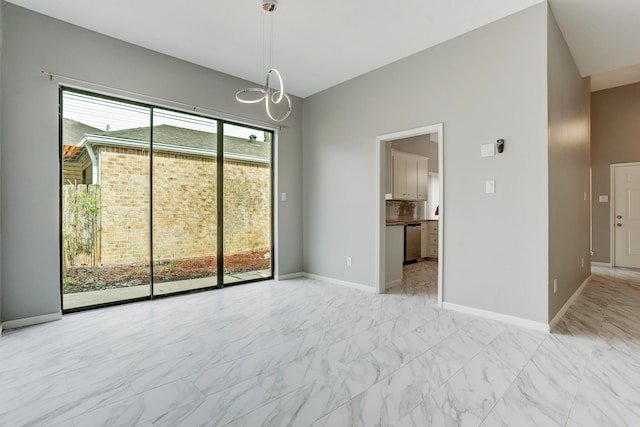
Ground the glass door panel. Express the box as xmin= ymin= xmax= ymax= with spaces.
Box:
xmin=222 ymin=123 xmax=273 ymax=285
xmin=61 ymin=90 xmax=151 ymax=310
xmin=151 ymin=109 xmax=218 ymax=295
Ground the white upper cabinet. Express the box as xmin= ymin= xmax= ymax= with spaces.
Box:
xmin=391 ymin=151 xmax=429 ymax=201
xmin=392 ymin=154 xmax=407 ymax=199
xmin=417 ymin=157 xmax=429 ymax=201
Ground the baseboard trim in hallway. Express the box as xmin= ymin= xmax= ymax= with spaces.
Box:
xmin=549 ymin=274 xmax=591 ymax=330
xmin=591 ymin=261 xmax=612 ymax=267
xmin=2 ymin=311 xmax=62 ymax=331
xmin=443 ymin=302 xmax=550 ymax=332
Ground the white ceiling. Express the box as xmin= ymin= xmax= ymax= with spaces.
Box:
xmin=7 ymin=0 xmax=640 ymax=97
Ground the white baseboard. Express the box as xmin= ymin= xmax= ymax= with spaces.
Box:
xmin=2 ymin=311 xmax=62 ymax=330
xmin=276 ymin=272 xmax=305 ymax=280
xmin=549 ymin=274 xmax=591 ymax=330
xmin=304 ymin=273 xmax=376 ymax=293
xmin=385 ymin=279 xmax=402 ymax=289
xmin=591 ymin=262 xmax=612 ymax=268
xmin=442 ymin=302 xmax=550 ymax=332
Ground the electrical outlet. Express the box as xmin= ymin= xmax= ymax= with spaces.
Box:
xmin=553 ymin=279 xmax=558 ymax=294
xmin=485 ymin=180 xmax=495 ymax=194
xmin=346 ymin=257 xmax=352 ymax=267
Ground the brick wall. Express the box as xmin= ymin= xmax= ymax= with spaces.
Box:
xmin=98 ymin=146 xmax=271 ymax=265
xmin=100 ymin=146 xmax=151 ymax=264
xmin=223 ymin=159 xmax=272 ymax=254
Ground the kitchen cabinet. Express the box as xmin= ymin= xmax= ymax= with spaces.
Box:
xmin=417 ymin=157 xmax=429 ymax=200
xmin=385 ymin=225 xmax=404 ymax=289
xmin=392 ymin=154 xmax=407 ymax=199
xmin=391 ymin=150 xmax=429 ymax=201
xmin=420 ymin=223 xmax=428 ymax=258
xmin=426 ymin=220 xmax=439 ymax=259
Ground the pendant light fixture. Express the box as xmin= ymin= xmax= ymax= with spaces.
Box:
xmin=235 ymin=0 xmax=292 ymax=122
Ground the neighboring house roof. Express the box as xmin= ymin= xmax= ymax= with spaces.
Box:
xmin=63 ymin=119 xmax=104 ymax=144
xmin=62 ymin=119 xmax=104 ymax=161
xmin=62 ymin=119 xmax=271 ymax=163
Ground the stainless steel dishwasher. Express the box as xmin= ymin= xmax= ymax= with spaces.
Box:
xmin=404 ymin=223 xmax=421 ymax=263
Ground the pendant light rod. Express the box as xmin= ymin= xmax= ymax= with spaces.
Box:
xmin=235 ymin=0 xmax=292 ymax=122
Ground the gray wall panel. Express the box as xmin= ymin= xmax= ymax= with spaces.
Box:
xmin=303 ymin=4 xmax=550 ymax=322
xmin=0 ymin=4 xmax=303 ymax=321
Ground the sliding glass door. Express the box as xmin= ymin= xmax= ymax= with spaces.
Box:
xmin=223 ymin=123 xmax=273 ymax=285
xmin=61 ymin=91 xmax=151 ymax=310
xmin=152 ymin=109 xmax=218 ymax=295
xmin=60 ymin=88 xmax=273 ymax=311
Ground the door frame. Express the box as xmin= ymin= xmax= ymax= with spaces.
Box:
xmin=374 ymin=123 xmax=444 ymax=307
xmin=610 ymin=162 xmax=640 ymax=267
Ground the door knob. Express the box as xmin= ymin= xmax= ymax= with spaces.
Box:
xmin=617 ymin=223 xmax=623 ymax=227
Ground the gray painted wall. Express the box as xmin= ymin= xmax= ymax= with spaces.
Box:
xmin=591 ymin=82 xmax=640 ymax=264
xmin=546 ymin=8 xmax=591 ymax=321
xmin=0 ymin=4 xmax=303 ymax=322
xmin=303 ymin=4 xmax=549 ymax=322
xmin=0 ymin=1 xmax=4 ymax=327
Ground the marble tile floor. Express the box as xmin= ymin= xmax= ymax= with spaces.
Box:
xmin=1 ymin=265 xmax=639 ymax=426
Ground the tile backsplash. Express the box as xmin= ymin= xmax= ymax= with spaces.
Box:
xmin=386 ymin=201 xmax=428 ymax=221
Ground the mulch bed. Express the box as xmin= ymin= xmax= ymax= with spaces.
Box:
xmin=63 ymin=249 xmax=270 ymax=293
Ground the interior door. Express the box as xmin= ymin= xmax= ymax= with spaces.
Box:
xmin=614 ymin=164 xmax=640 ymax=268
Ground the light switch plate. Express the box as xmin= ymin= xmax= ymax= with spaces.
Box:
xmin=485 ymin=180 xmax=495 ymax=194
xmin=599 ymin=195 xmax=609 ymax=203
xmin=281 ymin=193 xmax=287 ymax=201
xmin=481 ymin=144 xmax=495 ymax=157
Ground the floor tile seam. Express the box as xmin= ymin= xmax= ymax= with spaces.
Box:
xmin=332 ymin=343 xmax=437 ymax=418
xmin=256 ymin=358 xmax=329 ymax=401
xmin=532 ymin=334 xmax=594 ymax=376
xmin=490 ymin=328 xmax=546 ymax=378
xmin=430 ymin=352 xmax=519 ymax=426
xmin=308 ymin=376 xmax=381 ymax=426
xmin=523 ymin=339 xmax=591 ymax=426
xmin=0 ymin=376 xmax=67 ymax=417
xmin=561 ymin=362 xmax=592 ymax=427
xmin=188 ymin=331 xmax=319 ymax=372
xmin=189 ymin=379 xmax=282 ymax=426
xmin=424 ymin=340 xmax=488 ymax=399
xmin=1 ymin=350 xmax=118 ymax=378
xmin=203 ymin=344 xmax=339 ymax=399
xmin=69 ymin=379 xmax=178 ymax=426
xmin=61 ymin=346 xmax=175 ymax=383
xmin=476 ymin=331 xmax=549 ymax=426
xmin=223 ymin=381 xmax=311 ymax=426
xmin=16 ymin=379 xmax=139 ymax=427
xmin=348 ymin=342 xmax=430 ymax=394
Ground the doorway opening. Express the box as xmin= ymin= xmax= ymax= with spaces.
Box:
xmin=375 ymin=124 xmax=444 ymax=307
